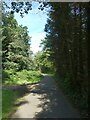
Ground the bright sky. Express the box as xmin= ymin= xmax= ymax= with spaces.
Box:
xmin=14 ymin=1 xmax=48 ymax=54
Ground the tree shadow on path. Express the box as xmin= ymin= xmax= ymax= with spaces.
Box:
xmin=7 ymin=75 xmax=80 ymax=119
xmin=29 ymin=75 xmax=80 ymax=118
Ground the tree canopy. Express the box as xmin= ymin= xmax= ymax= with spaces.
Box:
xmin=2 ymin=6 xmax=33 ymax=72
xmin=1 ymin=1 xmax=89 ymax=117
xmin=41 ymin=2 xmax=88 ymax=115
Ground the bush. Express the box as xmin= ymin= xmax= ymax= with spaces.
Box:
xmin=4 ymin=70 xmax=42 ymax=85
xmin=4 ymin=62 xmax=18 ymax=70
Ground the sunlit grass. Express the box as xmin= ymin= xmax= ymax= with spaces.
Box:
xmin=3 ymin=70 xmax=42 ymax=85
xmin=2 ymin=70 xmax=43 ymax=118
xmin=2 ymin=90 xmax=18 ymax=118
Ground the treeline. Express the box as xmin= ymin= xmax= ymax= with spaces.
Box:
xmin=34 ymin=51 xmax=53 ymax=73
xmin=41 ymin=3 xmax=88 ymax=116
xmin=1 ymin=5 xmax=38 ymax=85
xmin=2 ymin=13 xmax=33 ymax=71
xmin=1 ymin=2 xmax=88 ymax=116
xmin=1 ymin=2 xmax=51 ymax=85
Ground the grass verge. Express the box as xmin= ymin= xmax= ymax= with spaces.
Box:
xmin=2 ymin=70 xmax=43 ymax=118
xmin=2 ymin=90 xmax=18 ymax=118
xmin=2 ymin=88 xmax=30 ymax=119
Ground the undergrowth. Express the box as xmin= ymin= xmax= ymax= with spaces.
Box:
xmin=54 ymin=73 xmax=88 ymax=118
xmin=3 ymin=69 xmax=42 ymax=85
xmin=2 ymin=69 xmax=43 ymax=118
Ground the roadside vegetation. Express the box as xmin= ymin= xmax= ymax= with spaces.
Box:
xmin=36 ymin=2 xmax=88 ymax=117
xmin=1 ymin=4 xmax=43 ymax=118
xmin=53 ymin=74 xmax=88 ymax=117
xmin=3 ymin=70 xmax=42 ymax=85
xmin=2 ymin=90 xmax=18 ymax=118
xmin=41 ymin=3 xmax=88 ymax=117
xmin=1 ymin=3 xmax=52 ymax=118
xmin=1 ymin=2 xmax=88 ymax=118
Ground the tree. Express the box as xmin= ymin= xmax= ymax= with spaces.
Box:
xmin=41 ymin=2 xmax=88 ymax=114
xmin=34 ymin=50 xmax=53 ymax=73
xmin=2 ymin=10 xmax=33 ymax=71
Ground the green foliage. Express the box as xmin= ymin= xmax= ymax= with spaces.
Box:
xmin=2 ymin=2 xmax=88 ymax=118
xmin=2 ymin=70 xmax=42 ymax=118
xmin=2 ymin=90 xmax=18 ymax=118
xmin=34 ymin=51 xmax=53 ymax=73
xmin=2 ymin=69 xmax=42 ymax=118
xmin=3 ymin=70 xmax=42 ymax=85
xmin=54 ymin=74 xmax=88 ymax=117
xmin=2 ymin=87 xmax=36 ymax=118
xmin=10 ymin=2 xmax=48 ymax=17
xmin=4 ymin=61 xmax=18 ymax=70
xmin=2 ymin=12 xmax=33 ymax=73
xmin=42 ymin=3 xmax=88 ymax=117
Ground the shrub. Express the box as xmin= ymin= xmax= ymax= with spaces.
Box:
xmin=4 ymin=70 xmax=42 ymax=85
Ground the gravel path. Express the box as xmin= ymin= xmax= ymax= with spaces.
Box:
xmin=11 ymin=74 xmax=80 ymax=118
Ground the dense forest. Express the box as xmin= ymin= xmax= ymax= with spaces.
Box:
xmin=33 ymin=2 xmax=88 ymax=116
xmin=41 ymin=2 xmax=89 ymax=116
xmin=1 ymin=2 xmax=89 ymax=118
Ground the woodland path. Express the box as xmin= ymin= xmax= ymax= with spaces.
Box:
xmin=11 ymin=74 xmax=80 ymax=118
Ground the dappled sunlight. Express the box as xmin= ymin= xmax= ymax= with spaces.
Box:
xmin=11 ymin=75 xmax=80 ymax=118
xmin=2 ymin=2 xmax=88 ymax=118
xmin=11 ymin=89 xmax=43 ymax=118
